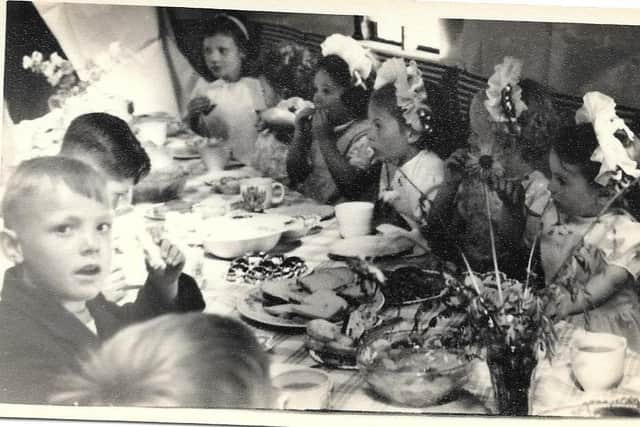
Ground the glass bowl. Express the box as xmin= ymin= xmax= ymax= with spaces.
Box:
xmin=357 ymin=328 xmax=468 ymax=407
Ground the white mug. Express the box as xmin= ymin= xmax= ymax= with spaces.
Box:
xmin=240 ymin=177 xmax=285 ymax=212
xmin=571 ymin=331 xmax=627 ymax=391
xmin=272 ymin=368 xmax=332 ymax=410
xmin=335 ymin=201 xmax=374 ymax=238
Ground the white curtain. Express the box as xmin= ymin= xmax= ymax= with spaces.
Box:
xmin=445 ymin=20 xmax=640 ymax=110
xmin=34 ymin=2 xmax=181 ymax=116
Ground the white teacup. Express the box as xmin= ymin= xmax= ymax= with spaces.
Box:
xmin=240 ymin=178 xmax=285 ymax=212
xmin=273 ymin=368 xmax=332 ymax=410
xmin=335 ymin=201 xmax=374 ymax=238
xmin=571 ymin=331 xmax=627 ymax=391
xmin=135 ymin=120 xmax=167 ymax=146
xmin=199 ymin=141 xmax=230 ymax=171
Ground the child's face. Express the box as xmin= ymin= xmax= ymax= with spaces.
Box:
xmin=203 ymin=34 xmax=244 ymax=82
xmin=312 ymin=70 xmax=349 ymax=125
xmin=548 ymin=149 xmax=602 ymax=217
xmin=14 ymin=184 xmax=113 ymax=302
xmin=367 ymin=102 xmax=411 ymax=163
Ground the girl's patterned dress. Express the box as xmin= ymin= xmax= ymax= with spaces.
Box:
xmin=540 ymin=202 xmax=640 ymax=351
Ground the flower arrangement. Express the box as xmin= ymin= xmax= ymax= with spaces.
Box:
xmin=23 ymin=42 xmax=129 ymax=110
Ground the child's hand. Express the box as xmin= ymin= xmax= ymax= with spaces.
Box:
xmin=444 ymin=149 xmax=468 ymax=185
xmin=311 ymin=109 xmax=333 ymax=144
xmin=109 ymin=266 xmax=127 ymax=291
xmin=488 ymin=174 xmax=525 ymax=211
xmin=145 ymin=238 xmax=185 ymax=302
xmin=543 ymin=285 xmax=572 ymax=321
xmin=187 ymin=96 xmax=215 ymax=117
xmin=294 ymin=106 xmax=315 ymax=134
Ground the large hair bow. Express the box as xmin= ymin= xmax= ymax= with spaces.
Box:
xmin=484 ymin=57 xmax=528 ymax=132
xmin=320 ymin=34 xmax=376 ymax=89
xmin=575 ymin=91 xmax=640 ymax=188
xmin=374 ymin=58 xmax=431 ymax=133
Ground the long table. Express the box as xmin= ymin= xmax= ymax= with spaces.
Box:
xmin=117 ymin=163 xmax=640 ymax=417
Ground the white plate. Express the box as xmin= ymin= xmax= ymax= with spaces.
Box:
xmin=236 ymin=288 xmax=386 ymax=330
xmin=328 ymin=235 xmax=414 ymax=260
xmin=237 ymin=288 xmax=309 ymax=329
xmin=266 ymin=203 xmax=335 ymax=221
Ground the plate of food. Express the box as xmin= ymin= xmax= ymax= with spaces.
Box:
xmin=266 ymin=202 xmax=335 ymax=221
xmin=225 ymin=253 xmax=309 ymax=284
xmin=382 ymin=266 xmax=453 ymax=306
xmin=328 ymin=235 xmax=414 ymax=260
xmin=144 ymin=199 xmax=194 ymax=220
xmin=205 ymin=175 xmax=252 ymax=195
xmin=236 ymin=265 xmax=385 ymax=329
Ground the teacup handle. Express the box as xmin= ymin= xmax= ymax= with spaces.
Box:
xmin=271 ymin=182 xmax=285 ymax=205
xmin=276 ymin=393 xmax=290 ymax=410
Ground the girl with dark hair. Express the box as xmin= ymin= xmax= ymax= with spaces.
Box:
xmin=541 ymin=92 xmax=640 ymax=351
xmin=185 ymin=14 xmax=266 ymax=166
xmin=426 ymin=57 xmax=560 ymax=279
xmin=286 ymin=34 xmax=379 ymax=204
xmin=367 ymin=57 xmax=444 ymax=230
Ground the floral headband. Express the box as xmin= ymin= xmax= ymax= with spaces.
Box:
xmin=374 ymin=57 xmax=432 ymax=135
xmin=484 ymin=57 xmax=528 ymax=134
xmin=320 ymin=34 xmax=376 ymax=89
xmin=575 ymin=91 xmax=640 ymax=189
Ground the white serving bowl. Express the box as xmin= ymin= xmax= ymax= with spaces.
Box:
xmin=202 ymin=216 xmax=284 ymax=259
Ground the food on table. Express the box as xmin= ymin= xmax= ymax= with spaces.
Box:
xmin=305 ymin=302 xmax=380 ymax=367
xmin=357 ymin=329 xmax=468 ymax=407
xmin=266 ymin=202 xmax=335 ymax=220
xmin=209 ymin=176 xmax=251 ymax=195
xmin=226 ymin=253 xmax=308 ymax=284
xmin=328 ymin=235 xmax=414 ymax=259
xmin=289 ymin=290 xmax=349 ymax=320
xmin=298 ymin=267 xmax=354 ymax=293
xmin=146 ymin=199 xmax=194 ymax=220
xmin=260 ymin=97 xmax=315 ymax=127
xmin=382 ymin=267 xmax=450 ymax=305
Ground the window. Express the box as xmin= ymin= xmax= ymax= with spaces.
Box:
xmin=356 ymin=15 xmax=448 ymax=58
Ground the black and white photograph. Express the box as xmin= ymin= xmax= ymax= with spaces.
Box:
xmin=1 ymin=0 xmax=640 ymax=424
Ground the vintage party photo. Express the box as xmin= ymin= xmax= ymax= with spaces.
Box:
xmin=2 ymin=0 xmax=640 ymax=422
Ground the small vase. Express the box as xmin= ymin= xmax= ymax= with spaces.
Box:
xmin=486 ymin=344 xmax=536 ymax=416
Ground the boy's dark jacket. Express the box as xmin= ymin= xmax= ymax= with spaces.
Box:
xmin=0 ymin=265 xmax=205 ymax=405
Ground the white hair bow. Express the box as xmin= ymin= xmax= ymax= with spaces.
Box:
xmin=320 ymin=34 xmax=376 ymax=89
xmin=575 ymin=91 xmax=639 ymax=188
xmin=484 ymin=57 xmax=528 ymax=128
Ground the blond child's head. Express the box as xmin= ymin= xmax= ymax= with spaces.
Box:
xmin=0 ymin=156 xmax=113 ymax=303
xmin=50 ymin=313 xmax=274 ymax=408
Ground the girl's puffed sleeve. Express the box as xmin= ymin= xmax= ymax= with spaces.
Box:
xmin=587 ymin=212 xmax=640 ymax=279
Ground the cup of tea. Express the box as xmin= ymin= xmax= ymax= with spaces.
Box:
xmin=335 ymin=201 xmax=374 ymax=238
xmin=571 ymin=331 xmax=627 ymax=391
xmin=240 ymin=177 xmax=285 ymax=212
xmin=135 ymin=120 xmax=167 ymax=146
xmin=199 ymin=140 xmax=231 ymax=171
xmin=273 ymin=368 xmax=332 ymax=410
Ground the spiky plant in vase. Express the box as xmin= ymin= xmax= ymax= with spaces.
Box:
xmin=410 ymin=178 xmax=557 ymax=415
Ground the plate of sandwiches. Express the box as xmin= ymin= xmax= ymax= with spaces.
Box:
xmin=236 ymin=266 xmax=385 ymax=329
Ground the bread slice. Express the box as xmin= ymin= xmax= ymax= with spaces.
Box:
xmin=261 ymin=278 xmax=303 ymax=304
xmin=291 ymin=290 xmax=348 ymax=320
xmin=298 ymin=267 xmax=354 ymax=293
